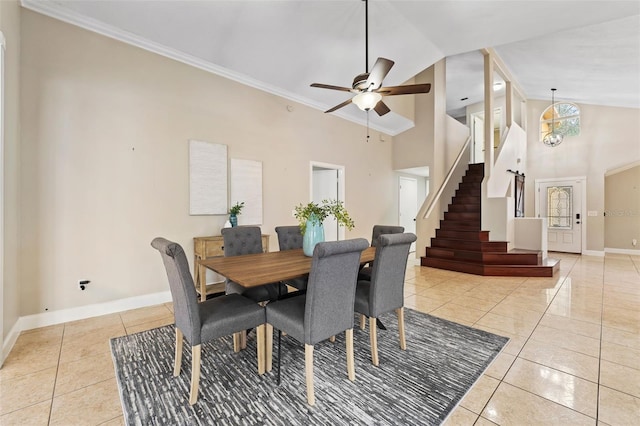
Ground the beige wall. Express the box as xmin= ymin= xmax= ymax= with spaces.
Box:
xmin=525 ymin=100 xmax=640 ymax=252
xmin=19 ymin=10 xmax=397 ymax=316
xmin=1 ymin=0 xmax=21 ymax=341
xmin=605 ymin=165 xmax=640 ymax=250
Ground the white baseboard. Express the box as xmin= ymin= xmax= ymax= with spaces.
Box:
xmin=583 ymin=250 xmax=605 ymax=257
xmin=2 ymin=291 xmax=172 ymax=364
xmin=604 ymin=248 xmax=640 ymax=255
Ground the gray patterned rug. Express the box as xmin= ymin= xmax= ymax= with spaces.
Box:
xmin=110 ymin=309 xmax=508 ymax=425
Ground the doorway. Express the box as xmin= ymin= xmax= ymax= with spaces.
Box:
xmin=535 ymin=177 xmax=586 ymax=254
xmin=311 ymin=162 xmax=345 ymax=241
xmin=399 ymin=176 xmax=417 ymax=252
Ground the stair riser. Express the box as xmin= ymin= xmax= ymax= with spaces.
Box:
xmin=439 ymin=221 xmax=481 ymax=231
xmin=436 ymin=229 xmax=489 ymax=241
xmin=430 ymin=239 xmax=507 ymax=252
xmin=421 ymin=257 xmax=558 ymax=277
xmin=425 ymin=248 xmax=540 ymax=265
xmin=448 ymin=204 xmax=480 ymax=213
xmin=444 ymin=212 xmax=480 ymax=221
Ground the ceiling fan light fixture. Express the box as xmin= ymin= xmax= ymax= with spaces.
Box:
xmin=352 ymin=91 xmax=382 ymax=111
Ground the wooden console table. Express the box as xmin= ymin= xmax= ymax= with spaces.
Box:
xmin=193 ymin=234 xmax=270 ymax=301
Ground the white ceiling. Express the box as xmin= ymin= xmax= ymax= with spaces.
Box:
xmin=22 ymin=0 xmax=640 ymax=135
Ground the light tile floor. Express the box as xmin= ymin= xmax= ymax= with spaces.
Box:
xmin=1 ymin=253 xmax=638 ymax=425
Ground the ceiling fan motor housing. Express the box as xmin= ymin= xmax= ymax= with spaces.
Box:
xmin=352 ymin=73 xmax=371 ymax=90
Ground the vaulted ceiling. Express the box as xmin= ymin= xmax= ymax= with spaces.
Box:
xmin=22 ymin=0 xmax=640 ymax=135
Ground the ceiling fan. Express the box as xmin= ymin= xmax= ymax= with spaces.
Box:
xmin=310 ymin=0 xmax=431 ymax=116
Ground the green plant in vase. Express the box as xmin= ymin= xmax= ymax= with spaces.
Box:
xmin=294 ymin=199 xmax=355 ymax=256
xmin=228 ymin=201 xmax=244 ymax=227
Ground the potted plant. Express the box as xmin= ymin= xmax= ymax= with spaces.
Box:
xmin=228 ymin=201 xmax=244 ymax=227
xmin=294 ymin=199 xmax=355 ymax=256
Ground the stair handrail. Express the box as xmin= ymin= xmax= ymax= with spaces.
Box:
xmin=422 ymin=135 xmax=471 ymax=219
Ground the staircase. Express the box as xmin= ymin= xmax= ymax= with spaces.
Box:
xmin=421 ymin=163 xmax=559 ymax=277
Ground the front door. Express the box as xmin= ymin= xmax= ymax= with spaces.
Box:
xmin=535 ymin=178 xmax=584 ymax=253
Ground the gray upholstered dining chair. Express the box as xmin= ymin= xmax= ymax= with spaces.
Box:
xmin=354 ymin=232 xmax=416 ymax=366
xmin=221 ymin=226 xmax=287 ymax=302
xmin=274 ymin=225 xmax=308 ymax=290
xmin=151 ymin=237 xmax=267 ymax=405
xmin=358 ymin=224 xmax=405 ymax=281
xmin=265 ymin=238 xmax=369 ymax=406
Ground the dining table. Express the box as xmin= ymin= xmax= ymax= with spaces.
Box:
xmin=199 ymin=245 xmax=376 ymax=372
xmin=199 ymin=246 xmax=376 ymax=289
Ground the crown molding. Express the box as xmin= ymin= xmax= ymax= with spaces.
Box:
xmin=20 ymin=0 xmax=411 ymax=136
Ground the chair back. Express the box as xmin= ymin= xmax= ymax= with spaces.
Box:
xmin=369 ymin=233 xmax=417 ymax=316
xmin=304 ymin=238 xmax=369 ymax=345
xmin=275 ymin=226 xmax=303 ymax=251
xmin=371 ymin=225 xmax=404 ymax=247
xmin=151 ymin=237 xmax=201 ymax=344
xmin=221 ymin=226 xmax=263 ymax=256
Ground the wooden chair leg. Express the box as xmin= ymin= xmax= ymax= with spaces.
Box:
xmin=346 ymin=328 xmax=355 ymax=381
xmin=369 ymin=316 xmax=379 ymax=366
xmin=256 ymin=324 xmax=266 ymax=375
xmin=189 ymin=345 xmax=201 ymax=405
xmin=360 ymin=314 xmax=366 ymax=330
xmin=329 ymin=335 xmax=336 ymax=343
xmin=397 ymin=307 xmax=406 ymax=350
xmin=241 ymin=330 xmax=247 ymax=349
xmin=174 ymin=328 xmax=183 ymax=376
xmin=233 ymin=332 xmax=241 ymax=353
xmin=266 ymin=323 xmax=273 ymax=372
xmin=305 ymin=344 xmax=315 ymax=406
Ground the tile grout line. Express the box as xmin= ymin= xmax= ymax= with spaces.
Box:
xmin=47 ymin=324 xmax=67 ymax=425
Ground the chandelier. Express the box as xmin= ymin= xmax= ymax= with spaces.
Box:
xmin=543 ymin=88 xmax=564 ymax=147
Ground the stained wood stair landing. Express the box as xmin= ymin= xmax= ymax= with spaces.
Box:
xmin=421 ymin=163 xmax=559 ymax=277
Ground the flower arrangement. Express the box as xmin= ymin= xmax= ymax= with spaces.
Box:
xmin=229 ymin=201 xmax=245 ymax=215
xmin=294 ymin=199 xmax=355 ymax=234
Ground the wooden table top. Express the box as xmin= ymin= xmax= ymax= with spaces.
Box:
xmin=200 ymin=246 xmax=376 ymax=288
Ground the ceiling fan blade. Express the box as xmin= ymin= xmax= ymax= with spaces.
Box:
xmin=365 ymin=57 xmax=395 ymax=90
xmin=311 ymin=83 xmax=353 ymax=92
xmin=325 ymin=98 xmax=353 ymax=113
xmin=374 ymin=100 xmax=391 ymax=116
xmin=377 ymin=83 xmax=431 ymax=96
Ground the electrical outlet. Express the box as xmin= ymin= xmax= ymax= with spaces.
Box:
xmin=633 ymin=239 xmax=637 ymax=247
xmin=78 ymin=279 xmax=90 ymax=290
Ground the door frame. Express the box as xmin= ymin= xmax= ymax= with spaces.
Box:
xmin=310 ymin=161 xmax=346 ymax=240
xmin=534 ymin=176 xmax=587 ymax=254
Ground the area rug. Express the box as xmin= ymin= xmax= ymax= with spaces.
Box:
xmin=110 ymin=309 xmax=508 ymax=425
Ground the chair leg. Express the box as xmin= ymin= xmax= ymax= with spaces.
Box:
xmin=397 ymin=307 xmax=406 ymax=350
xmin=174 ymin=328 xmax=183 ymax=376
xmin=305 ymin=344 xmax=315 ymax=406
xmin=266 ymin=323 xmax=273 ymax=372
xmin=346 ymin=328 xmax=355 ymax=381
xmin=369 ymin=316 xmax=379 ymax=366
xmin=189 ymin=344 xmax=201 ymax=405
xmin=233 ymin=332 xmax=241 ymax=353
xmin=360 ymin=314 xmax=366 ymax=330
xmin=329 ymin=335 xmax=336 ymax=343
xmin=277 ymin=330 xmax=282 ymax=385
xmin=241 ymin=330 xmax=247 ymax=349
xmin=256 ymin=324 xmax=266 ymax=375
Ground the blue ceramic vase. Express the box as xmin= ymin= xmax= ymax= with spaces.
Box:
xmin=229 ymin=214 xmax=238 ymax=227
xmin=303 ymin=213 xmax=325 ymax=256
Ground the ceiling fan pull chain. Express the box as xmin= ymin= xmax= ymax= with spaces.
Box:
xmin=366 ymin=111 xmax=370 ymax=142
